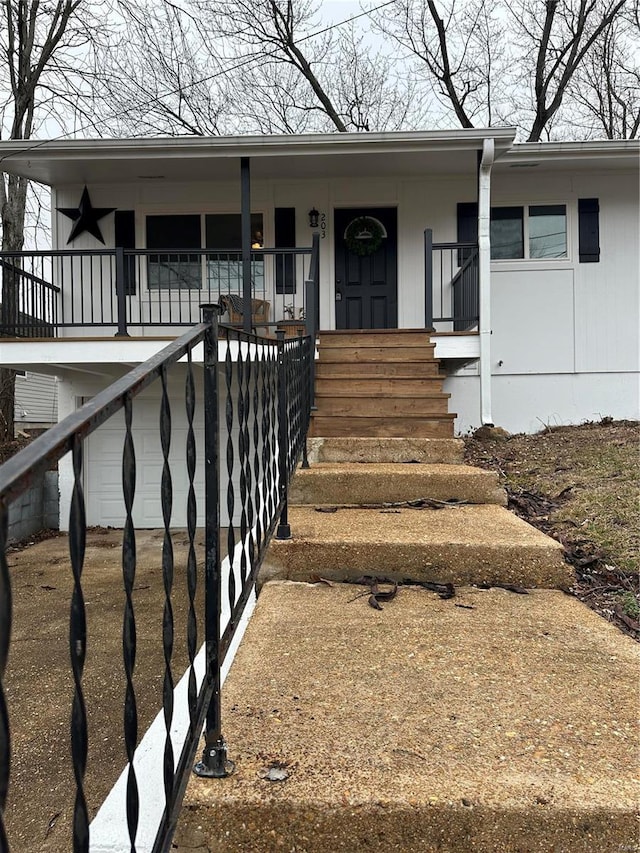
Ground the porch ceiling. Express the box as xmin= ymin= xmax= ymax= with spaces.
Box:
xmin=0 ymin=128 xmax=516 ymax=186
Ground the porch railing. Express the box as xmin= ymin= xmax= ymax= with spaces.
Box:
xmin=0 ymin=245 xmax=316 ymax=338
xmin=0 ymin=307 xmax=312 ymax=851
xmin=424 ymin=229 xmax=479 ymax=332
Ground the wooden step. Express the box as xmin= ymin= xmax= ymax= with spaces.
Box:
xmin=309 ymin=414 xmax=456 ymax=438
xmin=315 ymin=377 xmax=444 ymax=396
xmin=319 ymin=345 xmax=436 ymax=363
xmin=313 ymin=395 xmax=451 ymax=417
xmin=315 ymin=361 xmax=441 ymax=379
xmin=319 ymin=330 xmax=432 ymax=348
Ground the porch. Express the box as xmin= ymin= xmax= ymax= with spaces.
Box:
xmin=0 ymin=232 xmax=480 ymax=362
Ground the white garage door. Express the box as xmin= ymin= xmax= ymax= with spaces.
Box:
xmin=84 ymin=373 xmax=274 ymax=530
xmin=86 ymin=392 xmax=206 ymax=528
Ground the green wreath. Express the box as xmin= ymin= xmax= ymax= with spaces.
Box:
xmin=344 ymin=216 xmax=385 ymax=256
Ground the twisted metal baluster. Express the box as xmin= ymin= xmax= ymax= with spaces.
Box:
xmin=0 ymin=508 xmax=11 ymax=853
xmin=252 ymin=341 xmax=263 ymax=558
xmin=260 ymin=341 xmax=271 ymax=538
xmin=185 ymin=352 xmax=198 ymax=737
xmin=224 ymin=339 xmax=236 ymax=610
xmin=121 ymin=393 xmax=139 ymax=851
xmin=236 ymin=341 xmax=248 ymax=589
xmin=69 ymin=436 xmax=89 ymax=853
xmin=267 ymin=343 xmax=279 ymax=521
xmin=244 ymin=345 xmax=255 ymax=577
xmin=159 ymin=366 xmax=175 ymax=823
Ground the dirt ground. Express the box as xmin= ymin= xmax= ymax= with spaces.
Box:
xmin=465 ymin=419 xmax=639 ymax=640
xmin=3 ymin=528 xmax=209 ymax=852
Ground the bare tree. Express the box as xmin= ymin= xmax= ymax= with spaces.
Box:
xmin=374 ymin=0 xmax=509 ymax=129
xmin=566 ymin=8 xmax=640 ymax=138
xmin=0 ymin=0 xmax=107 ymax=439
xmin=192 ymin=0 xmax=420 ymax=133
xmin=93 ymin=0 xmax=232 ymax=137
xmin=375 ymin=0 xmax=633 ymax=140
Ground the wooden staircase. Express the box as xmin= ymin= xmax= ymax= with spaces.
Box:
xmin=309 ymin=329 xmax=455 ymax=438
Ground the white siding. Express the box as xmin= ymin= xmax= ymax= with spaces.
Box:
xmin=14 ymin=372 xmax=58 ymax=427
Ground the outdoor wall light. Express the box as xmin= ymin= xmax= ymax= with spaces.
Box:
xmin=308 ymin=208 xmax=319 ymax=228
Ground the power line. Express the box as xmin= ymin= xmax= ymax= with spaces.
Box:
xmin=0 ymin=0 xmax=396 ymax=166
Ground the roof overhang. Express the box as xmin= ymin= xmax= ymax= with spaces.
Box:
xmin=0 ymin=128 xmax=516 ymax=186
xmin=497 ymin=139 xmax=640 ymax=173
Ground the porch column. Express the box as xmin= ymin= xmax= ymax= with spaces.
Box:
xmin=241 ymin=157 xmax=252 ymax=334
xmin=478 ymin=138 xmax=494 ymax=426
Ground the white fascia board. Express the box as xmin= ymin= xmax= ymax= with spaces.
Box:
xmin=433 ymin=334 xmax=480 ymax=360
xmin=502 ymin=139 xmax=640 ymax=169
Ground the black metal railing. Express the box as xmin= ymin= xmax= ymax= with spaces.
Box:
xmin=0 ymin=306 xmax=312 ymax=851
xmin=424 ymin=229 xmax=479 ymax=331
xmin=0 ymin=246 xmax=314 ymax=338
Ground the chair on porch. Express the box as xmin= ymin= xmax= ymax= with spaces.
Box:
xmin=219 ymin=294 xmax=271 ymax=333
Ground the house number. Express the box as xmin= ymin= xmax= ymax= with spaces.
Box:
xmin=320 ymin=213 xmax=326 ymax=239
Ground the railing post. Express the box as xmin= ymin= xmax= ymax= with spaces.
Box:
xmin=275 ymin=330 xmax=291 ymax=540
xmin=194 ymin=302 xmax=233 ymax=779
xmin=424 ymin=229 xmax=433 ymax=331
xmin=115 ymin=247 xmax=129 ymax=337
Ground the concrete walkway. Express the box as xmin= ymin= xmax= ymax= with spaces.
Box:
xmin=176 ymin=582 xmax=639 ymax=853
xmin=174 ymin=437 xmax=640 ymax=852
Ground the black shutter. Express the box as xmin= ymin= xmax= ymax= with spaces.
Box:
xmin=275 ymin=207 xmax=296 ymax=294
xmin=578 ymin=198 xmax=600 ymax=263
xmin=457 ymin=202 xmax=478 ymax=265
xmin=114 ymin=210 xmax=136 ymax=295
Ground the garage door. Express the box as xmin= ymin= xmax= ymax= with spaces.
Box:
xmin=86 ymin=391 xmax=205 ymax=528
xmin=84 ymin=375 xmax=275 ymax=530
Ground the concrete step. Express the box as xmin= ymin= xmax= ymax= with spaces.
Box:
xmin=260 ymin=505 xmax=571 ymax=589
xmin=175 ymin=582 xmax=639 ymax=853
xmin=315 ymin=361 xmax=441 ymax=378
xmin=289 ymin=463 xmax=506 ymax=507
xmin=313 ymin=394 xmax=451 ymax=417
xmin=309 ymin=413 xmax=456 ymax=438
xmin=306 ymin=437 xmax=465 ymax=464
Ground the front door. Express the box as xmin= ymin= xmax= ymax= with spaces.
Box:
xmin=334 ymin=207 xmax=397 ymax=329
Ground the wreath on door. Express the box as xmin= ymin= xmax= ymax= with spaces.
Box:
xmin=344 ymin=216 xmax=386 ymax=256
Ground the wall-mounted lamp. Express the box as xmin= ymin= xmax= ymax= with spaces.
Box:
xmin=308 ymin=208 xmax=319 ymax=228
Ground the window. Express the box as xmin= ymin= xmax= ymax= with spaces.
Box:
xmin=490 ymin=207 xmax=524 ymax=259
xmin=457 ymin=204 xmax=568 ymax=261
xmin=205 ymin=213 xmax=264 ymax=295
xmin=490 ymin=204 xmax=567 ymax=260
xmin=145 ymin=213 xmax=266 ymax=291
xmin=146 ymin=215 xmax=201 ymax=290
xmin=529 ymin=205 xmax=567 ymax=258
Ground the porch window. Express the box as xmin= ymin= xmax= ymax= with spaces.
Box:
xmin=205 ymin=213 xmax=264 ymax=295
xmin=146 ymin=215 xmax=201 ymax=290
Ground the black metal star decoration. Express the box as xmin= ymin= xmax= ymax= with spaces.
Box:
xmin=57 ymin=186 xmax=115 ymax=245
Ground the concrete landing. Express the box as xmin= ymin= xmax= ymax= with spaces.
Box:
xmin=175 ymin=582 xmax=640 ymax=853
xmin=261 ymin=505 xmax=571 ymax=589
xmin=289 ymin=463 xmax=506 ymax=507
xmin=306 ymin=436 xmax=464 ymax=464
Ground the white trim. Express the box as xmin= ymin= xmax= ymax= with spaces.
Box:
xmin=479 ymin=139 xmax=494 ymax=426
